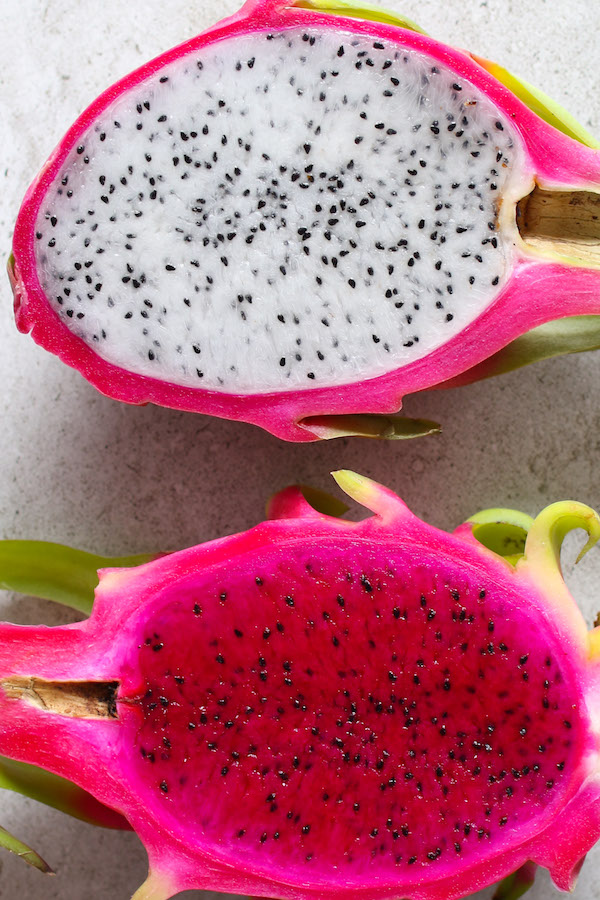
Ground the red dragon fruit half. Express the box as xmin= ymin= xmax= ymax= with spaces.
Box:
xmin=9 ymin=0 xmax=600 ymax=441
xmin=1 ymin=471 xmax=600 ymax=899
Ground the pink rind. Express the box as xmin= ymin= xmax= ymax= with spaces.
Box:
xmin=11 ymin=2 xmax=600 ymax=440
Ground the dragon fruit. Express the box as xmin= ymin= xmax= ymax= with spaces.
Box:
xmin=9 ymin=0 xmax=600 ymax=441
xmin=1 ymin=471 xmax=600 ymax=900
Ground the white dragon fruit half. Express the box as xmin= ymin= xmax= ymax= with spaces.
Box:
xmin=9 ymin=0 xmax=600 ymax=439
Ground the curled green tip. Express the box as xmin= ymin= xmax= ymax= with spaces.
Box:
xmin=523 ymin=500 xmax=600 ymax=574
xmin=0 ymin=823 xmax=54 ymax=874
xmin=301 ymin=413 xmax=440 ymax=440
xmin=0 ymin=541 xmax=160 ymax=615
xmin=466 ymin=508 xmax=534 ymax=566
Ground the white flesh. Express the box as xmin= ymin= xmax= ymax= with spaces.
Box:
xmin=36 ymin=27 xmax=528 ymax=394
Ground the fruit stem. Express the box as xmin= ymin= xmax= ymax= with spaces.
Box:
xmin=517 ymin=187 xmax=600 ymax=268
xmin=1 ymin=677 xmax=119 ymax=719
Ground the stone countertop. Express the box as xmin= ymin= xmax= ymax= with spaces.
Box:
xmin=1 ymin=0 xmax=599 ymax=898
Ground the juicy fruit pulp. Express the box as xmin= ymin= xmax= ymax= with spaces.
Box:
xmin=1 ymin=472 xmax=600 ymax=900
xmin=33 ymin=30 xmax=522 ymax=393
xmin=10 ymin=0 xmax=600 ymax=440
xmin=126 ymin=542 xmax=577 ymax=877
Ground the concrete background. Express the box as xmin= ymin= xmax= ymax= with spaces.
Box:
xmin=1 ymin=0 xmax=599 ymax=897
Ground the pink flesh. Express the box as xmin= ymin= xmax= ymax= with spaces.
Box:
xmin=117 ymin=538 xmax=583 ymax=884
xmin=0 ymin=508 xmax=596 ymax=899
xmin=10 ymin=0 xmax=600 ymax=441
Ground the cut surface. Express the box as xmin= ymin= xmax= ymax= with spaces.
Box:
xmin=116 ymin=537 xmax=582 ymax=885
xmin=34 ymin=26 xmax=526 ymax=395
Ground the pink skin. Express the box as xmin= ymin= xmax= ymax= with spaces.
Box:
xmin=0 ymin=478 xmax=600 ymax=900
xmin=10 ymin=0 xmax=600 ymax=440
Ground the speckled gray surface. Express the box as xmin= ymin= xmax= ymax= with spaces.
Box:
xmin=1 ymin=0 xmax=600 ymax=898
